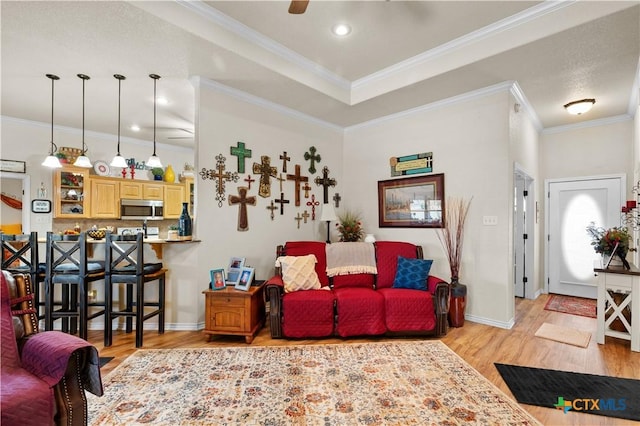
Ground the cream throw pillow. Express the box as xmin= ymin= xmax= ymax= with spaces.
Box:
xmin=276 ymin=255 xmax=322 ymax=293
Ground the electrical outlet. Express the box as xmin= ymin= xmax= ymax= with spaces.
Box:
xmin=483 ymin=215 xmax=498 ymax=226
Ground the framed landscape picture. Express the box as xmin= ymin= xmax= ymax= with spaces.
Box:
xmin=378 ymin=173 xmax=445 ymax=228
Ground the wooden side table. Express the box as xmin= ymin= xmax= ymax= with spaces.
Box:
xmin=202 ymin=281 xmax=265 ymax=343
xmin=594 ymin=265 xmax=640 ymax=352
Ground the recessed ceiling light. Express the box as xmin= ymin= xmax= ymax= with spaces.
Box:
xmin=156 ymin=96 xmax=168 ymax=105
xmin=564 ymin=98 xmax=595 ymax=115
xmin=130 ymin=124 xmax=140 ymax=132
xmin=332 ymin=24 xmax=351 ymax=37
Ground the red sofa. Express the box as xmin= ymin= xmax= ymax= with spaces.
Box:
xmin=265 ymin=241 xmax=449 ymax=339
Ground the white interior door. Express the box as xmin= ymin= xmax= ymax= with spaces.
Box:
xmin=548 ymin=176 xmax=623 ymax=298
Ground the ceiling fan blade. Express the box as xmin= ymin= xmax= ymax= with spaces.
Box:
xmin=288 ymin=0 xmax=309 ymax=14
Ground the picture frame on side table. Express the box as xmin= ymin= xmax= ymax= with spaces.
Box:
xmin=210 ymin=269 xmax=226 ymax=290
xmin=226 ymin=257 xmax=245 ymax=286
xmin=378 ymin=173 xmax=445 ymax=228
xmin=235 ymin=267 xmax=254 ymax=291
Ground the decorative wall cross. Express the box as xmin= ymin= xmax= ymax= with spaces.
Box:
xmin=306 ymin=194 xmax=320 ymax=220
xmin=333 ymin=193 xmax=341 ymax=208
xmin=200 ymin=154 xmax=239 ymax=207
xmin=279 ymin=151 xmax=290 ymax=173
xmin=294 ymin=213 xmax=303 ymax=229
xmin=228 ymin=186 xmax=256 ymax=232
xmin=302 ymin=182 xmax=312 ymax=199
xmin=302 ymin=210 xmax=310 ymax=224
xmin=244 ymin=175 xmax=255 ymax=190
xmin=314 ymin=166 xmax=337 ymax=204
xmin=252 ymin=156 xmax=277 ymax=198
xmin=266 ymin=200 xmax=277 ymax=220
xmin=287 ymin=164 xmax=308 ymax=207
xmin=277 ymin=173 xmax=286 ymax=192
xmin=304 ymin=146 xmax=321 ymax=174
xmin=275 ymin=192 xmax=290 ymax=215
xmin=230 ymin=141 xmax=252 ymax=174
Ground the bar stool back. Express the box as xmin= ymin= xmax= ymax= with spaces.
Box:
xmin=1 ymin=231 xmax=46 ymax=319
xmin=104 ymin=232 xmax=166 ymax=348
xmin=44 ymin=232 xmax=105 ymax=340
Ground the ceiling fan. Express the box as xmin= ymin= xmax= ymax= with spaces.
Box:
xmin=289 ymin=0 xmax=309 ymax=14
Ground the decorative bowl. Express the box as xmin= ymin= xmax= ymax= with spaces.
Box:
xmin=87 ymin=229 xmax=106 ymax=240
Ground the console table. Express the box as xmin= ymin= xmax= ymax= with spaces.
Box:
xmin=593 ymin=265 xmax=639 ymax=352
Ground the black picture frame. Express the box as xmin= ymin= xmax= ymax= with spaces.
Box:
xmin=31 ymin=199 xmax=51 ymax=213
xmin=378 ymin=173 xmax=445 ymax=228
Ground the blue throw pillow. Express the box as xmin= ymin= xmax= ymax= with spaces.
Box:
xmin=392 ymin=256 xmax=433 ymax=290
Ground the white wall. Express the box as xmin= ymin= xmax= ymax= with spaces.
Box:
xmin=344 ymin=91 xmax=514 ymax=326
xmin=192 ymin=78 xmax=344 ymax=325
xmin=0 ymin=178 xmax=22 ymax=226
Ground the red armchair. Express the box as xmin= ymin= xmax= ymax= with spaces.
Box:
xmin=1 ymin=271 xmax=103 ymax=426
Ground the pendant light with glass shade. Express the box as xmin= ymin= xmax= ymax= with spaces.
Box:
xmin=110 ymin=74 xmax=128 ymax=168
xmin=73 ymin=74 xmax=93 ymax=168
xmin=146 ymin=74 xmax=163 ymax=168
xmin=42 ymin=74 xmax=62 ymax=168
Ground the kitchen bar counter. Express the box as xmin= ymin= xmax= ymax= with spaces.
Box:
xmin=39 ymin=237 xmax=201 ymax=259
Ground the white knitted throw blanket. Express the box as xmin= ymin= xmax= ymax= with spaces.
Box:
xmin=325 ymin=242 xmax=377 ymax=277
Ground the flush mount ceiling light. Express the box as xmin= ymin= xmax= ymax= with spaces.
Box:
xmin=130 ymin=124 xmax=140 ymax=132
xmin=110 ymin=74 xmax=128 ymax=169
xmin=564 ymin=98 xmax=596 ymax=115
xmin=73 ymin=74 xmax=93 ymax=168
xmin=146 ymin=73 xmax=163 ymax=169
xmin=42 ymin=74 xmax=62 ymax=168
xmin=331 ymin=23 xmax=351 ymax=36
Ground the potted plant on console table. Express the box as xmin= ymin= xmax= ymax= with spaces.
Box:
xmin=436 ymin=196 xmax=472 ymax=327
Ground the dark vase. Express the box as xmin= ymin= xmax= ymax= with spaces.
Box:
xmin=178 ymin=202 xmax=192 ymax=240
xmin=153 ymin=174 xmax=163 ymax=180
xmin=448 ymin=277 xmax=467 ymax=328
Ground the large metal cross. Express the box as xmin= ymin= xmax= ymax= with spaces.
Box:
xmin=200 ymin=154 xmax=239 ymax=207
xmin=275 ymin=192 xmax=290 ymax=215
xmin=230 ymin=141 xmax=252 ymax=174
xmin=304 ymin=146 xmax=321 ymax=174
xmin=252 ymin=155 xmax=277 ymax=198
xmin=286 ymin=164 xmax=308 ymax=206
xmin=228 ymin=186 xmax=256 ymax=231
xmin=314 ymin=166 xmax=337 ymax=204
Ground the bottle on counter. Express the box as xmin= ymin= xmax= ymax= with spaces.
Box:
xmin=178 ymin=202 xmax=192 ymax=240
xmin=74 ymin=223 xmax=81 ymax=234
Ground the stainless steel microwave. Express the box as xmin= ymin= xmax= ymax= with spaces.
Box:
xmin=120 ymin=199 xmax=164 ymax=220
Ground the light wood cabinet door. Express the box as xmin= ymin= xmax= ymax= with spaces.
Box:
xmin=143 ymin=183 xmax=163 ymax=200
xmin=164 ymin=184 xmax=185 ymax=219
xmin=120 ymin=181 xmax=143 ymax=199
xmin=53 ymin=167 xmax=90 ymax=218
xmin=90 ymin=177 xmax=120 ymax=218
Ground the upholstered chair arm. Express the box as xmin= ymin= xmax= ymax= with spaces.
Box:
xmin=265 ymin=275 xmax=284 ymax=338
xmin=21 ymin=331 xmax=103 ymax=396
xmin=427 ymin=275 xmax=450 ymax=337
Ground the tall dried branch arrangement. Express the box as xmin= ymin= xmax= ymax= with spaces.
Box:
xmin=436 ymin=197 xmax=472 ymax=282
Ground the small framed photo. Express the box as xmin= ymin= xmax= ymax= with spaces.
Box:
xmin=226 ymin=257 xmax=245 ymax=286
xmin=210 ymin=268 xmax=226 ymax=290
xmin=229 ymin=257 xmax=245 ymax=270
xmin=236 ymin=267 xmax=254 ymax=291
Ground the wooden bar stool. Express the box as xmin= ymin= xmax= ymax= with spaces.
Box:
xmin=1 ymin=231 xmax=46 ymax=319
xmin=44 ymin=231 xmax=105 ymax=340
xmin=104 ymin=232 xmax=166 ymax=348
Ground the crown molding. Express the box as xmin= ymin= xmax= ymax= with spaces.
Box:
xmin=509 ymin=82 xmax=543 ymax=131
xmin=628 ymin=57 xmax=640 ymax=117
xmin=345 ymin=81 xmax=515 ymax=132
xmin=541 ymin=114 xmax=633 ymax=135
xmin=177 ymin=0 xmax=351 ymax=92
xmin=195 ymin=77 xmax=343 ymax=133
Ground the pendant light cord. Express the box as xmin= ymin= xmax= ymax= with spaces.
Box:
xmin=117 ymin=76 xmax=122 ymax=154
xmin=153 ymin=76 xmax=157 ymax=156
xmin=77 ymin=74 xmax=90 ymax=155
xmin=46 ymin=74 xmax=59 ymax=155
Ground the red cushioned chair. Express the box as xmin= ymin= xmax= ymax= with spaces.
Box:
xmin=0 ymin=271 xmax=103 ymax=426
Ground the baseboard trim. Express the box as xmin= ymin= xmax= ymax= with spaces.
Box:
xmin=464 ymin=314 xmax=514 ymax=330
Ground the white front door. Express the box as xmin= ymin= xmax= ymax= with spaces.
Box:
xmin=547 ymin=176 xmax=624 ymax=298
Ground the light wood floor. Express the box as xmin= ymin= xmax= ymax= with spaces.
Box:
xmin=89 ymin=294 xmax=640 ymax=425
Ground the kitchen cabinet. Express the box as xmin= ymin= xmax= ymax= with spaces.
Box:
xmin=119 ymin=181 xmax=163 ymax=200
xmin=183 ymin=177 xmax=194 ymax=217
xmin=90 ymin=177 xmax=120 ymax=218
xmin=164 ymin=183 xmax=185 ymax=219
xmin=53 ymin=167 xmax=90 ymax=218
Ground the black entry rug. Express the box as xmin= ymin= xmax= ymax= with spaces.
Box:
xmin=98 ymin=357 xmax=113 ymax=368
xmin=495 ymin=363 xmax=640 ymax=421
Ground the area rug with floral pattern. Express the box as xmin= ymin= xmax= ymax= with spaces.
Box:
xmin=88 ymin=341 xmax=541 ymax=425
